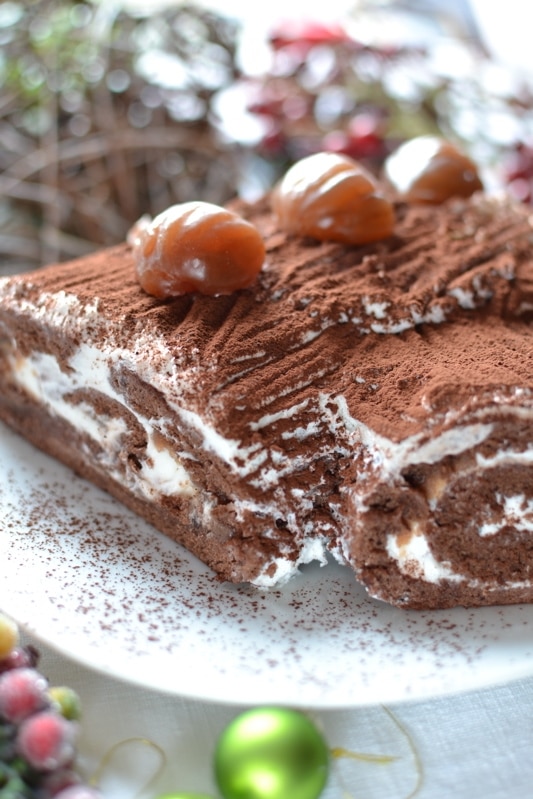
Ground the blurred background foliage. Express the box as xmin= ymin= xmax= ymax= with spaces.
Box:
xmin=1 ymin=0 xmax=533 ymax=273
xmin=0 ymin=0 xmax=242 ymax=271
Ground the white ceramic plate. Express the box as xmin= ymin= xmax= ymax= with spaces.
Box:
xmin=2 ymin=421 xmax=533 ymax=708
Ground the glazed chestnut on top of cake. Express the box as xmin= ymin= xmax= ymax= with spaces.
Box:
xmin=129 ymin=201 xmax=266 ymax=298
xmin=271 ymin=151 xmax=396 ymax=245
xmin=384 ymin=135 xmax=484 ymax=205
xmin=0 ymin=142 xmax=532 ymax=609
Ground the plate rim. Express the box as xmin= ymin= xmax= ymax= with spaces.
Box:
xmin=3 ymin=420 xmax=533 ymax=709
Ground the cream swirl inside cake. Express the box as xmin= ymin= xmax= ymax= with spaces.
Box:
xmin=1 ymin=193 xmax=533 ymax=608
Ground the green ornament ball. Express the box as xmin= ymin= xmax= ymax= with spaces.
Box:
xmin=214 ymin=706 xmax=329 ymax=799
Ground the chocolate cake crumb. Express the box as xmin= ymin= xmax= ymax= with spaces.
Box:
xmin=1 ymin=192 xmax=533 ymax=608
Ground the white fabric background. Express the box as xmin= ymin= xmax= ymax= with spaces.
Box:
xmin=24 ymin=630 xmax=533 ymax=799
xmin=9 ymin=3 xmax=533 ymax=797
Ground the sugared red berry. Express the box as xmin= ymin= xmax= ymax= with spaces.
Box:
xmin=501 ymin=142 xmax=533 ymax=204
xmin=272 ymin=151 xmax=395 ymax=245
xmin=129 ymin=201 xmax=266 ymax=298
xmin=16 ymin=711 xmax=76 ymax=771
xmin=323 ymin=114 xmax=386 ymax=161
xmin=0 ymin=622 xmax=94 ymax=798
xmin=0 ymin=614 xmax=19 ymax=660
xmin=269 ymin=20 xmax=351 ymax=54
xmin=38 ymin=767 xmax=82 ymax=796
xmin=0 ymin=668 xmax=49 ymax=724
xmin=53 ymin=786 xmax=105 ymax=799
xmin=0 ymin=646 xmax=40 ymax=675
xmin=384 ymin=135 xmax=483 ymax=204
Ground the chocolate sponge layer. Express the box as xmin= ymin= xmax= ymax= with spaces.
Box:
xmin=1 ymin=193 xmax=533 ymax=608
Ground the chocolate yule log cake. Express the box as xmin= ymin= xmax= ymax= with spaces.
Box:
xmin=1 ymin=141 xmax=533 ymax=609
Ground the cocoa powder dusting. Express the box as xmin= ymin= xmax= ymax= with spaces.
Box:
xmin=2 ymin=190 xmax=533 ymax=609
xmin=7 ymin=193 xmax=532 ymax=445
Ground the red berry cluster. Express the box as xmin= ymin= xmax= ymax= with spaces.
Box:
xmin=242 ymin=20 xmax=419 ymax=171
xmin=233 ymin=17 xmax=533 ymax=207
xmin=502 ymin=142 xmax=533 ymax=204
xmin=0 ymin=616 xmax=102 ymax=799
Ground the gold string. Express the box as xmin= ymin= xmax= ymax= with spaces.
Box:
xmin=87 ymin=708 xmax=423 ymax=799
xmin=382 ymin=706 xmax=424 ymax=799
xmin=89 ymin=737 xmax=167 ymax=799
xmin=331 ymin=746 xmax=398 ymax=764
xmin=330 ymin=705 xmax=423 ymax=799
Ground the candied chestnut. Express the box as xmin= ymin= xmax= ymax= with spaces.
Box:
xmin=271 ymin=152 xmax=395 ymax=245
xmin=129 ymin=201 xmax=266 ymax=298
xmin=384 ymin=136 xmax=483 ymax=204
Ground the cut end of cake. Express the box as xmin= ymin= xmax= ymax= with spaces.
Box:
xmin=1 ymin=180 xmax=533 ymax=608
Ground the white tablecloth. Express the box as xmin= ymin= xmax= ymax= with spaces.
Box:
xmin=5 ymin=3 xmax=533 ymax=798
xmin=21 ymin=630 xmax=533 ymax=799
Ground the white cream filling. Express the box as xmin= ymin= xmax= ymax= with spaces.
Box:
xmin=476 ymin=446 xmax=533 ymax=469
xmin=385 ymin=531 xmax=532 ymax=591
xmin=143 ymin=434 xmax=196 ymax=498
xmin=252 ymin=536 xmax=331 ymax=588
xmin=250 ymin=398 xmax=311 ymax=432
xmin=9 ymin=348 xmax=196 ymax=501
xmin=11 ymin=343 xmax=533 ymax=532
xmin=317 ymin=392 xmax=495 ymax=479
xmin=447 ymin=286 xmax=476 ymax=309
xmin=4 ymin=286 xmax=533 ymax=590
xmin=15 ymin=353 xmax=128 ymax=454
xmin=386 ymin=530 xmax=462 ymax=584
xmin=327 ymin=393 xmax=533 ymax=588
xmin=479 ymin=494 xmax=533 ymax=537
xmin=176 ymin=405 xmax=267 ymax=475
